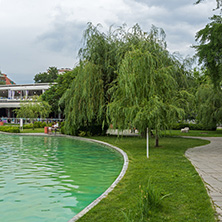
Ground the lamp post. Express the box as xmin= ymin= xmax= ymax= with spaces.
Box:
xmin=147 ymin=127 xmax=149 ymax=158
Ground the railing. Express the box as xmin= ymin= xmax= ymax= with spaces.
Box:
xmin=0 ymin=117 xmax=64 ymax=124
xmin=0 ymin=97 xmax=37 ymax=101
xmin=0 ymin=99 xmax=23 ymax=103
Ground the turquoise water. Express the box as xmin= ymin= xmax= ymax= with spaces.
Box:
xmin=0 ymin=135 xmax=123 ymax=222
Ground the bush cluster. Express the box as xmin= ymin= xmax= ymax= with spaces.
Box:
xmin=171 ymin=122 xmax=213 ymax=130
xmin=0 ymin=126 xmax=20 ymax=133
xmin=23 ymin=121 xmax=52 ymax=129
xmin=76 ymin=124 xmax=108 ymax=137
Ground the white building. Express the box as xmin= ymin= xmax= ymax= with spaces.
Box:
xmin=0 ymin=83 xmax=53 ymax=117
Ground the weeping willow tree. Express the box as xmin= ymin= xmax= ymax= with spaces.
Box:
xmin=108 ymin=42 xmax=185 ymax=147
xmin=194 ymin=15 xmax=222 ymax=90
xmin=193 ymin=15 xmax=222 ymax=129
xmin=61 ymin=23 xmax=122 ymax=135
xmin=196 ymin=80 xmax=222 ymax=130
xmin=61 ymin=23 xmax=190 ymax=137
xmin=61 ymin=23 xmax=167 ymax=135
xmin=60 ymin=61 xmax=105 ymax=135
xmin=15 ymin=97 xmax=51 ymax=129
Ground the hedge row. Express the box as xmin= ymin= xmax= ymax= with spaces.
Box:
xmin=171 ymin=123 xmax=207 ymax=130
xmin=0 ymin=126 xmax=20 ymax=133
xmin=23 ymin=122 xmax=53 ymax=129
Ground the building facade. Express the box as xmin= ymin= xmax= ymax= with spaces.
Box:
xmin=0 ymin=83 xmax=53 ymax=118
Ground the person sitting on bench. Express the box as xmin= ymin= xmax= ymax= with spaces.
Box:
xmin=52 ymin=122 xmax=59 ymax=134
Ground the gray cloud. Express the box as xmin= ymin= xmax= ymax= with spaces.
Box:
xmin=133 ymin=0 xmax=213 ymax=10
xmin=0 ymin=0 xmax=217 ymax=84
xmin=37 ymin=19 xmax=85 ymax=56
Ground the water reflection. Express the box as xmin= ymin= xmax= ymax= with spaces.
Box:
xmin=0 ymin=135 xmax=123 ymax=222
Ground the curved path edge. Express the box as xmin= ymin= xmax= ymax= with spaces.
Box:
xmin=185 ymin=137 xmax=222 ymax=221
xmin=0 ymin=132 xmax=129 ymax=222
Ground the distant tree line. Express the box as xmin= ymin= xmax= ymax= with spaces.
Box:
xmin=34 ymin=67 xmax=58 ymax=83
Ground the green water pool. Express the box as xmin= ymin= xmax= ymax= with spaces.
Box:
xmin=0 ymin=134 xmax=123 ymax=222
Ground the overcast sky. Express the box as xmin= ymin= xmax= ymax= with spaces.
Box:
xmin=0 ymin=0 xmax=218 ymax=84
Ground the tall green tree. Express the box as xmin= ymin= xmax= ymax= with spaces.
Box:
xmin=196 ymin=81 xmax=222 ymax=130
xmin=194 ymin=15 xmax=222 ymax=90
xmin=34 ymin=67 xmax=58 ymax=83
xmin=108 ymin=45 xmax=185 ymax=147
xmin=15 ymin=97 xmax=51 ymax=129
xmin=62 ymin=23 xmax=156 ymax=135
xmin=193 ymin=15 xmax=222 ymax=129
xmin=61 ymin=61 xmax=105 ymax=135
xmin=41 ymin=68 xmax=77 ymax=116
xmin=62 ymin=23 xmax=191 ymax=138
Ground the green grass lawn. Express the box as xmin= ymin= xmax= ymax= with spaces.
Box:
xmin=78 ymin=136 xmax=216 ymax=222
xmin=162 ymin=129 xmax=222 ymax=137
xmin=20 ymin=128 xmax=45 ymax=133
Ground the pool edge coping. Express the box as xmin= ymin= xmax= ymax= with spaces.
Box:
xmin=67 ymin=136 xmax=129 ymax=222
xmin=0 ymin=132 xmax=129 ymax=221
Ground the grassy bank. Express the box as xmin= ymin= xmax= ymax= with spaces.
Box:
xmin=20 ymin=128 xmax=45 ymax=133
xmin=78 ymin=136 xmax=216 ymax=222
xmin=162 ymin=129 xmax=222 ymax=137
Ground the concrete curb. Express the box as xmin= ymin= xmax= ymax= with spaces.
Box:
xmin=0 ymin=132 xmax=129 ymax=221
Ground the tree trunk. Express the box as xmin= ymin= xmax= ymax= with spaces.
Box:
xmin=155 ymin=129 xmax=159 ymax=147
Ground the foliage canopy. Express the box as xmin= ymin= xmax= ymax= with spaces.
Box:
xmin=194 ymin=15 xmax=222 ymax=90
xmin=107 ymin=40 xmax=186 ymax=146
xmin=41 ymin=68 xmax=77 ymax=116
xmin=61 ymin=23 xmax=192 ymax=142
xmin=15 ymin=97 xmax=51 ymax=120
xmin=34 ymin=67 xmax=58 ymax=83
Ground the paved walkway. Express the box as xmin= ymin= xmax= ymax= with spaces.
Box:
xmin=185 ymin=137 xmax=222 ymax=221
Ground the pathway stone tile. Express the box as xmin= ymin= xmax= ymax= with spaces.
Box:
xmin=185 ymin=137 xmax=222 ymax=221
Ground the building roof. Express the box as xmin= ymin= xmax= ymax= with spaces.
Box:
xmin=0 ymin=82 xmax=55 ymax=91
xmin=0 ymin=73 xmax=15 ymax=85
xmin=58 ymin=68 xmax=72 ymax=75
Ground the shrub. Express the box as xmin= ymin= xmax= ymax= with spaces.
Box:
xmin=0 ymin=126 xmax=11 ymax=132
xmin=34 ymin=121 xmax=42 ymax=128
xmin=123 ymin=179 xmax=171 ymax=221
xmin=60 ymin=121 xmax=65 ymax=128
xmin=76 ymin=124 xmax=109 ymax=136
xmin=60 ymin=126 xmax=65 ymax=134
xmin=171 ymin=122 xmax=205 ymax=130
xmin=47 ymin=122 xmax=53 ymax=127
xmin=78 ymin=131 xmax=86 ymax=137
xmin=23 ymin=121 xmax=48 ymax=129
xmin=23 ymin=123 xmax=33 ymax=129
xmin=0 ymin=126 xmax=20 ymax=133
xmin=139 ymin=180 xmax=170 ymax=217
xmin=9 ymin=128 xmax=20 ymax=133
xmin=41 ymin=122 xmax=47 ymax=127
